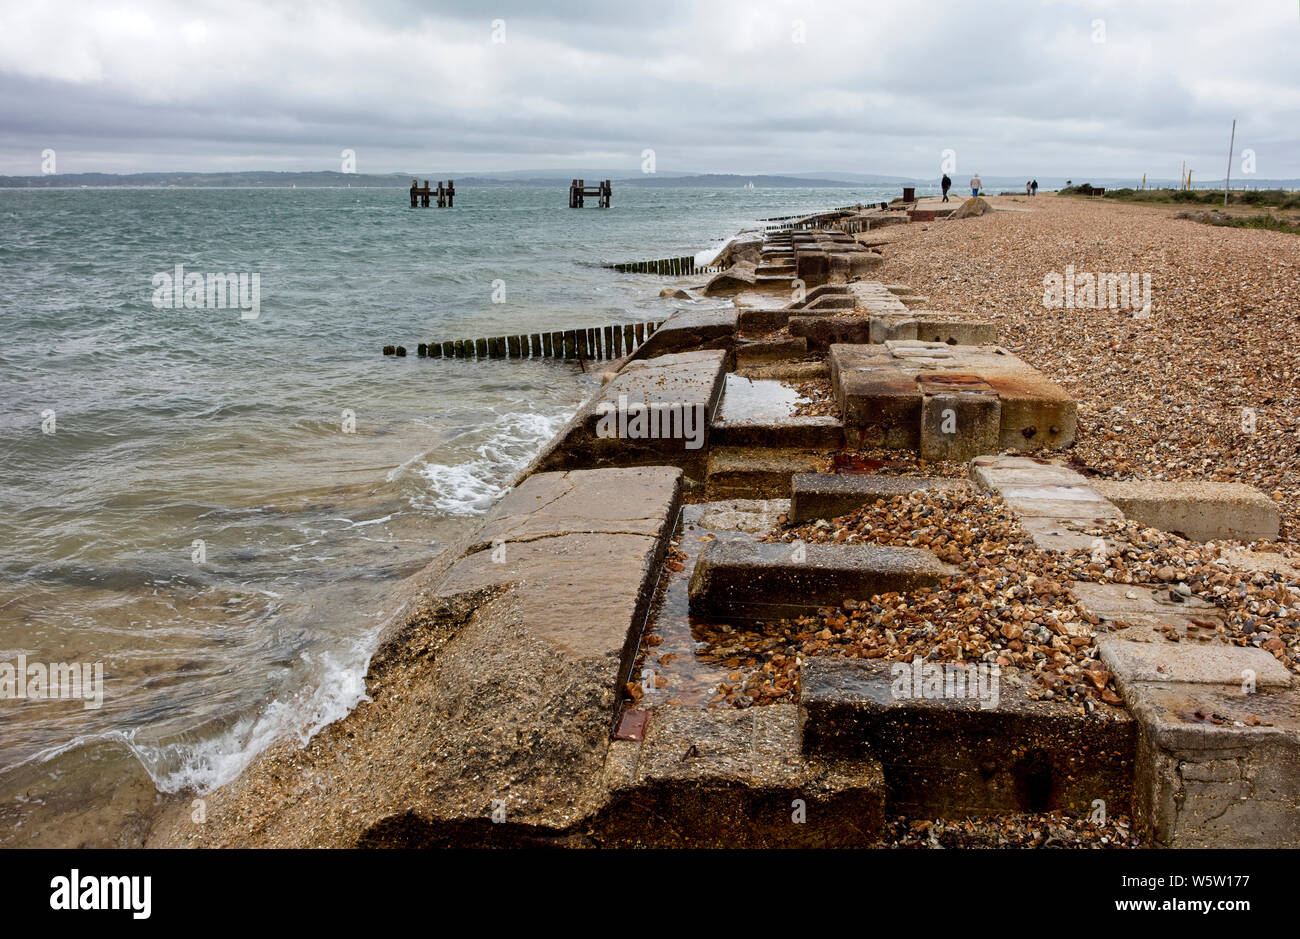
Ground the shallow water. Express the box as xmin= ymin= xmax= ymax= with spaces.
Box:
xmin=0 ymin=182 xmax=898 ymax=844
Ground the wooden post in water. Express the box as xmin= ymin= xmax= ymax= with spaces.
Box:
xmin=446 ymin=180 xmax=455 ymax=208
xmin=507 ymin=335 xmax=521 ymax=357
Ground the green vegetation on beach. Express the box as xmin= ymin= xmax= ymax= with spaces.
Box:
xmin=1061 ymin=185 xmax=1300 ymax=234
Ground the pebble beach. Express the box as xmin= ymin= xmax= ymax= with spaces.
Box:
xmin=881 ymin=192 xmax=1300 ymax=539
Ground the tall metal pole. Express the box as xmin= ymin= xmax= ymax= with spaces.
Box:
xmin=1224 ymin=119 xmax=1236 ymax=207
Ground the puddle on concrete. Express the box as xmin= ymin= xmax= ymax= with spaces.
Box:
xmin=630 ymin=504 xmax=798 ymax=709
xmin=714 ymin=374 xmax=808 ymax=424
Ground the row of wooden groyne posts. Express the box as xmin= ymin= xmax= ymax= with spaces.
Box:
xmin=382 ymin=320 xmax=663 ymax=361
xmin=382 ymin=204 xmax=874 ymax=360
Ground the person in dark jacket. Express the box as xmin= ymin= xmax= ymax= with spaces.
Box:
xmin=941 ymin=173 xmax=952 ymax=202
xmin=1031 ymin=179 xmax=1039 ymax=196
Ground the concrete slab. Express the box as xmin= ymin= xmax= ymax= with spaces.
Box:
xmin=688 ymin=540 xmax=956 ymax=621
xmin=710 ymin=375 xmax=844 ymax=450
xmin=696 ymin=498 xmax=791 ymax=533
xmin=789 ymin=315 xmax=874 ymax=351
xmin=1072 ymin=581 xmax=1223 ymax=637
xmin=472 ymin=466 xmax=685 ymax=553
xmin=997 ymin=484 xmax=1124 ymax=520
xmin=628 ymin=306 xmax=737 ymax=362
xmin=907 ymin=311 xmax=999 ymax=346
xmin=790 ymin=473 xmax=970 ymax=522
xmin=969 ymin=456 xmax=1089 ymax=489
xmin=1100 ymin=638 xmax=1293 ymax=690
xmin=1090 ymin=479 xmax=1280 ymax=542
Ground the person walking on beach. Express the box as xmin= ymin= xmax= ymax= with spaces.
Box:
xmin=1031 ymin=179 xmax=1039 ymax=196
xmin=941 ymin=173 xmax=952 ymax=202
xmin=1026 ymin=181 xmax=1032 ymax=195
xmin=970 ymin=173 xmax=983 ymax=197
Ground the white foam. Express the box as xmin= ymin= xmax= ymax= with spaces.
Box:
xmin=129 ymin=639 xmax=375 ymax=794
xmin=419 ymin=408 xmax=571 ymax=516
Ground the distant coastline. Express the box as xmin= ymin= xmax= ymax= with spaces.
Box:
xmin=7 ymin=169 xmax=1297 ymax=190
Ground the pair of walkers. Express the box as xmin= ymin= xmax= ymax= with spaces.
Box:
xmin=940 ymin=173 xmax=987 ymax=200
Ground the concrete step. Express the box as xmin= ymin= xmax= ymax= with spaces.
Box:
xmin=799 ymin=658 xmax=1136 ymax=817
xmin=710 ymin=374 xmax=843 ymax=451
xmin=734 ymin=336 xmax=807 ymax=367
xmin=688 ymin=540 xmax=956 ymax=621
xmin=705 ymin=447 xmax=827 ymax=499
xmin=597 ymin=704 xmax=885 ymax=846
xmin=536 ymin=349 xmax=726 ymax=476
xmin=790 ymin=473 xmax=970 ymax=522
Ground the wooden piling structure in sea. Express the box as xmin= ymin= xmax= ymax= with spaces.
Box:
xmin=410 ymin=179 xmax=455 ymax=207
xmin=569 ymin=179 xmax=611 ymax=208
xmin=386 ymin=319 xmax=663 ymax=362
xmin=603 ymin=255 xmax=725 ymax=276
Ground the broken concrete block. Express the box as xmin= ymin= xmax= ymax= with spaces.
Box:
xmin=734 ymin=336 xmax=806 ymax=367
xmin=831 ymin=344 xmax=1076 ymax=453
xmin=704 ymin=263 xmax=758 ymax=295
xmin=688 ymin=540 xmax=956 ymax=621
xmin=908 ymin=312 xmax=999 ymax=346
xmin=789 ymin=315 xmax=874 ymax=351
xmin=799 ymin=658 xmax=1135 ymax=816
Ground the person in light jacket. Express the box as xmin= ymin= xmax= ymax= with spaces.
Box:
xmin=970 ymin=173 xmax=983 ymax=197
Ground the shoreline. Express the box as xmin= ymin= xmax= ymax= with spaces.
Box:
xmin=133 ymin=193 xmax=1300 ymax=848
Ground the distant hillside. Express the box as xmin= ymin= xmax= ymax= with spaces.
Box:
xmin=621 ymin=173 xmax=861 ymax=188
xmin=0 ymin=170 xmax=866 ymax=189
xmin=5 ymin=170 xmax=1294 ymax=190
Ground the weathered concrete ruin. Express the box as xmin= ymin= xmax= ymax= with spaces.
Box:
xmin=153 ymin=207 xmax=1299 ymax=850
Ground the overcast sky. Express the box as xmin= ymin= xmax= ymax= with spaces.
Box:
xmin=2 ymin=0 xmax=1298 ymax=179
